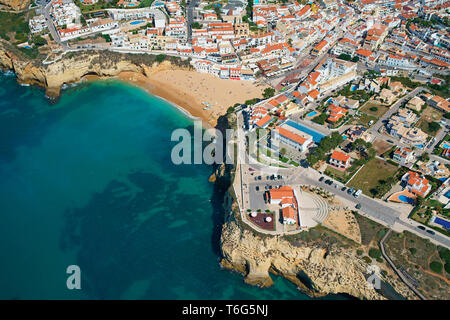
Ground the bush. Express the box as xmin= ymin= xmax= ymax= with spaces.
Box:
xmin=429 ymin=261 xmax=443 ymax=274
xmin=409 ymin=247 xmax=417 ymax=255
xmin=101 ymin=34 xmax=111 ymax=42
xmin=445 ymin=263 xmax=450 ymax=274
xmin=376 ymin=257 xmax=383 ymax=263
xmin=369 ymin=248 xmax=382 ymax=259
xmin=438 ymin=247 xmax=450 ymax=263
xmin=227 ymin=106 xmax=235 ymax=114
xmin=369 ymin=106 xmax=378 ymax=112
xmin=362 ymin=256 xmax=372 ymax=264
xmin=356 ymin=249 xmax=363 ymax=256
xmin=377 ymin=229 xmax=387 ymax=239
xmin=155 ymin=54 xmax=166 ymax=63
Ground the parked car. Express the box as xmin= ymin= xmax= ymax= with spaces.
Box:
xmin=319 ymin=176 xmax=325 ymax=182
xmin=417 ymin=225 xmax=426 ymax=231
xmin=354 ymin=189 xmax=362 ymax=198
xmin=355 ymin=203 xmax=362 ymax=209
xmin=256 ymin=186 xmax=259 ymax=191
xmin=387 ymin=139 xmax=394 ymax=143
xmin=426 ymin=229 xmax=435 ymax=235
xmin=257 ymin=176 xmax=262 ymax=180
xmin=347 ymin=188 xmax=354 ymax=194
xmin=341 ymin=186 xmax=347 ymax=192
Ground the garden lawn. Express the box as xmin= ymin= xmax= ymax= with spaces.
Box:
xmin=347 ymin=158 xmax=397 ymax=196
xmin=359 ymin=100 xmax=390 ymax=118
xmin=354 ymin=113 xmax=378 ymax=127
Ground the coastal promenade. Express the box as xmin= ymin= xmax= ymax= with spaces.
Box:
xmin=234 ymin=111 xmax=450 ymax=249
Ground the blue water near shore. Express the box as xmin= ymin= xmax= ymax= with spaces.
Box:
xmin=0 ymin=73 xmax=351 ymax=300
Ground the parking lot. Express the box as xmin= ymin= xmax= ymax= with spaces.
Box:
xmin=248 ymin=173 xmax=287 ymax=211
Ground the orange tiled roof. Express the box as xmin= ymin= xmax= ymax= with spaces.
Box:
xmin=331 ymin=150 xmax=350 ymax=162
xmin=276 ymin=126 xmax=308 ymax=145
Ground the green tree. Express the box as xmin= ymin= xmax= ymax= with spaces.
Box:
xmin=262 ymin=87 xmax=275 ymax=99
xmin=420 ymin=153 xmax=430 ymax=162
xmin=32 ymin=35 xmax=47 ymax=46
xmin=191 ymin=22 xmax=203 ymax=29
xmin=428 ymin=121 xmax=441 ymax=133
xmin=338 ymin=54 xmax=351 ymax=61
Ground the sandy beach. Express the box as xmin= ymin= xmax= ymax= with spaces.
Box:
xmin=115 ymin=70 xmax=269 ymax=127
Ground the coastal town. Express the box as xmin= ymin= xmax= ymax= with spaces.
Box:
xmin=0 ymin=0 xmax=449 ymax=301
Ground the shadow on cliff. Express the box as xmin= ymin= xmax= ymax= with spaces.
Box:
xmin=208 ymin=113 xmax=234 ymax=258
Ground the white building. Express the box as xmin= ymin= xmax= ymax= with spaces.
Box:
xmin=272 ymin=121 xmax=313 ymax=152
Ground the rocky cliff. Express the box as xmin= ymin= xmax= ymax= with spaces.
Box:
xmin=0 ymin=0 xmax=30 ymax=11
xmin=0 ymin=42 xmax=192 ymax=97
xmin=219 ymin=197 xmax=416 ymax=300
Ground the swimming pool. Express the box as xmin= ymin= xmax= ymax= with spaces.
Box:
xmin=327 ymin=98 xmax=333 ymax=104
xmin=432 ymin=217 xmax=450 ymax=229
xmin=284 ymin=120 xmax=325 ymax=143
xmin=306 ymin=111 xmax=318 ymax=117
xmin=442 ymin=143 xmax=450 ymax=149
xmin=130 ymin=20 xmax=144 ymax=25
xmin=415 ymin=144 xmax=424 ymax=149
xmin=398 ymin=195 xmax=415 ymax=204
xmin=351 ymin=85 xmax=358 ymax=91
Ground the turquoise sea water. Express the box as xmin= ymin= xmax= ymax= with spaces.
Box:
xmin=0 ymin=72 xmax=345 ymax=300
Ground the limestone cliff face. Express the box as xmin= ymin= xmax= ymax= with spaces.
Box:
xmin=0 ymin=42 xmax=192 ymax=97
xmin=220 ymin=215 xmax=385 ymax=299
xmin=0 ymin=0 xmax=30 ymax=10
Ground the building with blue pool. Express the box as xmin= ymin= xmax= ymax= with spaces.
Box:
xmin=431 ymin=216 xmax=450 ymax=230
xmin=284 ymin=120 xmax=326 ymax=143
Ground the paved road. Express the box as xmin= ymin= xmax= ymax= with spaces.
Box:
xmin=42 ymin=1 xmax=67 ymax=50
xmin=186 ymin=0 xmax=199 ymax=42
xmin=370 ymin=87 xmax=428 ymax=135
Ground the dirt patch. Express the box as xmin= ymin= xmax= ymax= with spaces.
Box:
xmin=323 ymin=209 xmax=361 ymax=244
xmin=372 ymin=138 xmax=393 ymax=156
